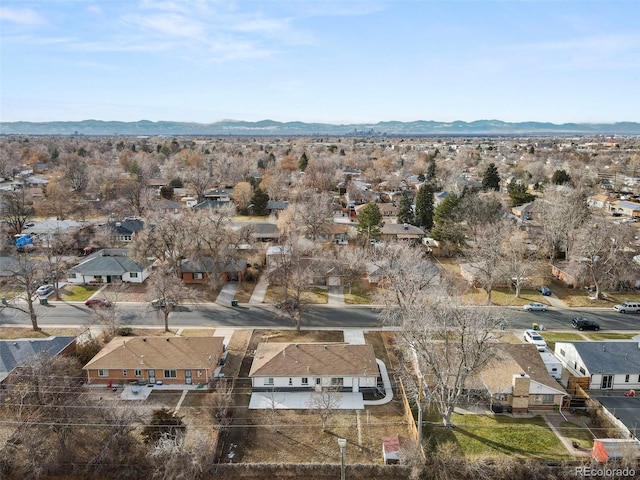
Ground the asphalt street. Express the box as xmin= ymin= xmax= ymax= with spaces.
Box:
xmin=1 ymin=301 xmax=640 ymax=332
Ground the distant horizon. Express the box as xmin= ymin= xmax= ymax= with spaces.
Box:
xmin=1 ymin=1 xmax=639 ymax=124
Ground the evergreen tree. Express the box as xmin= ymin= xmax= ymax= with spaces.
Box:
xmin=426 ymin=157 xmax=436 ymax=182
xmin=298 ymin=152 xmax=309 ymax=171
xmin=356 ymin=203 xmax=384 ymax=240
xmin=397 ymin=192 xmax=414 ymax=225
xmin=414 ymin=183 xmax=435 ymax=230
xmin=433 ymin=192 xmax=461 ymax=226
xmin=551 ymin=169 xmax=571 ymax=185
xmin=250 ymin=187 xmax=270 ymax=216
xmin=507 ymin=180 xmax=536 ymax=206
xmin=482 ymin=163 xmax=501 ymax=191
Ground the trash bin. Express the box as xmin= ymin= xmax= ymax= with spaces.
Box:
xmin=40 ymin=298 xmax=48 ymax=306
xmin=532 ymin=322 xmax=539 ymax=331
xmin=231 ymin=300 xmax=238 ymax=307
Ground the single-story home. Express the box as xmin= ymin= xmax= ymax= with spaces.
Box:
xmin=1 ymin=336 xmax=76 ymax=384
xmin=476 ymin=343 xmax=567 ymax=414
xmin=67 ymin=248 xmax=151 ymax=284
xmin=180 ymin=257 xmax=248 ymax=283
xmin=380 ymin=223 xmax=425 ymax=242
xmin=108 ymin=219 xmax=144 ymax=242
xmin=234 ymin=222 xmax=280 ymax=242
xmin=83 ymin=336 xmax=225 ymax=387
xmin=249 ymin=342 xmax=379 ymax=393
xmin=150 ymin=199 xmax=184 ymax=214
xmin=611 ymin=200 xmax=640 ymax=217
xmin=555 ymin=341 xmax=640 ymax=391
xmin=265 ymin=200 xmax=289 ymax=216
xmin=315 ymin=224 xmax=350 ymax=244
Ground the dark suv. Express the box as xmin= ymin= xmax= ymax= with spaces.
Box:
xmin=571 ymin=317 xmax=600 ymax=331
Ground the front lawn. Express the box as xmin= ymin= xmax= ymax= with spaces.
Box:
xmin=264 ymin=286 xmax=328 ymax=304
xmin=343 ymin=279 xmax=376 ymax=305
xmin=424 ymin=413 xmax=567 ymax=460
xmin=583 ymin=332 xmax=638 ymax=341
xmin=540 ymin=332 xmax=585 ymax=351
xmin=59 ymin=284 xmax=100 ymax=301
xmin=462 ymin=288 xmax=549 ymax=307
xmin=233 ymin=281 xmax=256 ymax=303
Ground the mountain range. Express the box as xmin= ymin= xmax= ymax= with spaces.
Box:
xmin=1 ymin=119 xmax=639 ymax=136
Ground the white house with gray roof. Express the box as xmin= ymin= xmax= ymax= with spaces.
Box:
xmin=67 ymin=248 xmax=150 ymax=285
xmin=554 ymin=340 xmax=640 ymax=390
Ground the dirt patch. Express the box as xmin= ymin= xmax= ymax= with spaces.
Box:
xmin=0 ymin=326 xmax=84 ymax=339
xmin=102 ymin=283 xmax=149 ymax=302
xmin=220 ymin=329 xmax=253 ymax=378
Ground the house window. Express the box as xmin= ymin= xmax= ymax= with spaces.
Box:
xmin=134 ymin=369 xmax=142 ymax=377
xmin=130 ymin=272 xmax=138 ymax=278
xmin=194 ymin=273 xmax=204 ymax=279
xmin=638 ymin=374 xmax=640 ymax=382
xmin=315 ymin=378 xmax=321 ymax=385
xmin=98 ymin=369 xmax=108 ymax=377
xmin=542 ymin=394 xmax=554 ymax=403
xmin=197 ymin=370 xmax=201 ymax=378
xmin=560 ymin=349 xmax=565 ymax=357
xmin=302 ymin=377 xmax=309 ymax=386
xmin=122 ymin=370 xmax=127 ymax=377
xmin=264 ymin=378 xmax=274 ymax=386
xmin=331 ymin=378 xmax=344 ymax=386
xmin=625 ymin=374 xmax=630 ymax=383
xmin=123 ymin=235 xmax=132 ymax=241
xmin=68 ymin=273 xmax=76 ymax=279
xmin=579 ymin=367 xmax=586 ymax=375
xmin=289 ymin=378 xmax=293 ymax=386
xmin=163 ymin=369 xmax=177 ymax=378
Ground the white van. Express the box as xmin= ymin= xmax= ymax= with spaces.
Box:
xmin=613 ymin=302 xmax=640 ymax=314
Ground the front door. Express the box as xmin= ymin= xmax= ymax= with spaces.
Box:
xmin=601 ymin=374 xmax=613 ymax=389
xmin=185 ymin=370 xmax=192 ymax=385
xmin=149 ymin=370 xmax=156 ymax=384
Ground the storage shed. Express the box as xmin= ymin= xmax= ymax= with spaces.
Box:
xmin=592 ymin=438 xmax=640 ymax=462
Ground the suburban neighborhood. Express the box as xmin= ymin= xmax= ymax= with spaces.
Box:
xmin=1 ymin=133 xmax=640 ymax=479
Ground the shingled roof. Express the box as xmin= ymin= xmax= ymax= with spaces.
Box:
xmin=83 ymin=336 xmax=224 ymax=371
xmin=571 ymin=341 xmax=640 ymax=374
xmin=249 ymin=342 xmax=378 ymax=378
xmin=1 ymin=336 xmax=76 ymax=382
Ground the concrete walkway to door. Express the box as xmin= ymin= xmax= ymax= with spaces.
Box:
xmin=328 ymin=285 xmax=345 ymax=306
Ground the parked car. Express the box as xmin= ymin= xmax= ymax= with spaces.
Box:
xmin=85 ymin=298 xmax=112 ymax=308
xmin=150 ymin=298 xmax=175 ymax=308
xmin=523 ymin=329 xmax=547 ymax=351
xmin=613 ymin=302 xmax=640 ymax=314
xmin=612 ymin=212 xmax=622 ymax=217
xmin=523 ymin=302 xmax=548 ymax=312
xmin=571 ymin=317 xmax=600 ymax=331
xmin=36 ymin=285 xmax=54 ymax=297
xmin=540 ymin=286 xmax=552 ymax=296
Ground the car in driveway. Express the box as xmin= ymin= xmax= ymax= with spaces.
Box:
xmin=85 ymin=298 xmax=112 ymax=308
xmin=540 ymin=286 xmax=552 ymax=296
xmin=571 ymin=317 xmax=600 ymax=331
xmin=523 ymin=329 xmax=547 ymax=351
xmin=36 ymin=285 xmax=54 ymax=297
xmin=523 ymin=302 xmax=548 ymax=312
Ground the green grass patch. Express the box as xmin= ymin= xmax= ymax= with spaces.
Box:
xmin=59 ymin=284 xmax=100 ymax=301
xmin=539 ymin=332 xmax=585 ymax=351
xmin=424 ymin=413 xmax=567 ymax=460
xmin=560 ymin=421 xmax=594 ymax=449
xmin=583 ymin=332 xmax=638 ymax=340
xmin=344 ymin=279 xmax=376 ymax=305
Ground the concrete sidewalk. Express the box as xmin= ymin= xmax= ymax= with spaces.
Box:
xmin=544 ymin=412 xmax=594 ymax=457
xmin=249 ymin=273 xmax=269 ymax=304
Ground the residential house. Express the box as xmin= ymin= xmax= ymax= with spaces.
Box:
xmin=511 ymin=201 xmax=535 ymax=220
xmin=611 ymin=200 xmax=640 ymax=217
xmin=235 ymin=222 xmax=280 ymax=243
xmin=1 ymin=336 xmax=76 ymax=384
xmin=587 ymin=193 xmax=614 ymax=210
xmin=265 ymin=200 xmax=289 ymax=216
xmin=108 ymin=218 xmax=144 ymax=243
xmin=66 ymin=248 xmax=151 ymax=284
xmin=248 ymin=342 xmax=379 ymax=393
xmin=22 ymin=218 xmax=86 ymax=248
xmin=150 ymin=199 xmax=184 ymax=214
xmin=477 ymin=344 xmax=567 ymax=413
xmin=193 ymin=199 xmax=228 ymax=210
xmin=180 ymin=257 xmax=248 ymax=283
xmin=554 ymin=340 xmax=640 ymax=391
xmin=377 ymin=203 xmax=398 ymax=217
xmin=204 ymin=188 xmax=234 ymax=202
xmin=83 ymin=336 xmax=225 ymax=386
xmin=315 ymin=223 xmax=350 ymax=244
xmin=266 ymin=245 xmax=289 ymax=268
xmin=380 ymin=223 xmax=425 ymax=242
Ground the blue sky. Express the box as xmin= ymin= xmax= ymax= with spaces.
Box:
xmin=1 ymin=0 xmax=638 ymax=124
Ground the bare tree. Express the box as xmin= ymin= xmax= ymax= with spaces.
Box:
xmin=147 ymin=265 xmax=201 ymax=332
xmin=1 ymin=189 xmax=34 ymax=234
xmin=205 ymin=378 xmax=235 ymax=431
xmin=308 ymin=386 xmax=343 ymax=431
xmin=1 ymin=251 xmax=44 ymax=331
xmin=501 ymin=226 xmax=542 ymax=298
xmin=291 ymin=191 xmax=335 ymax=241
xmin=570 ymin=220 xmax=640 ymax=299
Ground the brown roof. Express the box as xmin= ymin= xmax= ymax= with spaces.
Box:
xmin=478 ymin=343 xmax=564 ymax=394
xmin=319 ymin=223 xmax=349 ymax=235
xmin=83 ymin=336 xmax=224 ymax=370
xmin=249 ymin=343 xmax=378 ymax=377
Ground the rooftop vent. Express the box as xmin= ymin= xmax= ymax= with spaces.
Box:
xmin=403 ymin=223 xmax=408 ymax=230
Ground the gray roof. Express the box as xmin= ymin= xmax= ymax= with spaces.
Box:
xmin=108 ymin=219 xmax=144 ymax=235
xmin=266 ymin=200 xmax=289 ymax=210
xmin=0 ymin=336 xmax=76 ymax=382
xmin=24 ymin=218 xmax=84 ymax=235
xmin=0 ymin=256 xmax=20 ymax=277
xmin=193 ymin=199 xmax=227 ymax=210
xmin=69 ymin=254 xmax=146 ymax=275
xmin=572 ymin=341 xmax=640 ymax=374
xmin=592 ymin=396 xmax=640 ymax=438
xmin=181 ymin=257 xmax=247 ymax=273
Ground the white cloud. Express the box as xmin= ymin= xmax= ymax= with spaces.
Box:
xmin=0 ymin=7 xmax=44 ymax=25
